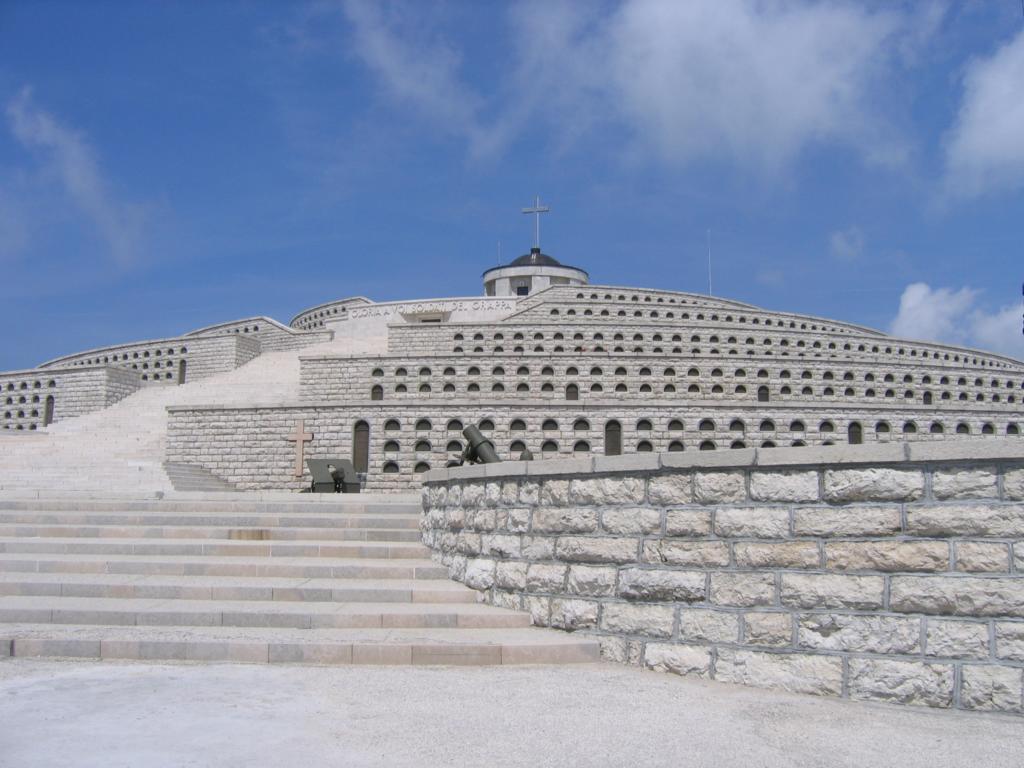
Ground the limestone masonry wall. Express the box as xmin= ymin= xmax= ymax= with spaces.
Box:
xmin=3 ymin=367 xmax=141 ymax=430
xmin=421 ymin=442 xmax=1024 ymax=713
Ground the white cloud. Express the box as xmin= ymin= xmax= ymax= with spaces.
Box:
xmin=5 ymin=87 xmax=145 ymax=267
xmin=890 ymin=282 xmax=1023 ymax=360
xmin=340 ymin=0 xmax=918 ymax=172
xmin=829 ymin=227 xmax=864 ymax=262
xmin=943 ymin=28 xmax=1024 ymax=199
xmin=339 ymin=0 xmax=504 ymax=157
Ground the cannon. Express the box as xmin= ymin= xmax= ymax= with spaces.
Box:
xmin=447 ymin=424 xmax=502 ymax=467
xmin=306 ymin=458 xmax=361 ymax=493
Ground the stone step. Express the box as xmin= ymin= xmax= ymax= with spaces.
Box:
xmin=0 ymin=553 xmax=448 ymax=579
xmin=0 ymin=497 xmax=420 ymax=513
xmin=0 ymin=596 xmax=528 ymax=630
xmin=0 ymin=537 xmax=431 ymax=559
xmin=0 ymin=536 xmax=428 ymax=561
xmin=0 ymin=624 xmax=601 ymax=665
xmin=0 ymin=511 xmax=421 ymax=529
xmin=0 ymin=524 xmax=422 ymax=542
xmin=0 ymin=573 xmax=477 ymax=603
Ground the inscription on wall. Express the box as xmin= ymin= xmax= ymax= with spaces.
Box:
xmin=349 ymin=300 xmax=515 ymax=319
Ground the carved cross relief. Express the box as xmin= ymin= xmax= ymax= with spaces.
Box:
xmin=287 ymin=419 xmax=313 ymax=477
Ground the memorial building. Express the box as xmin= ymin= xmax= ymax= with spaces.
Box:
xmin=1 ymin=233 xmax=1021 ymax=494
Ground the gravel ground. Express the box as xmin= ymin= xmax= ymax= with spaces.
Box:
xmin=0 ymin=658 xmax=1021 ymax=768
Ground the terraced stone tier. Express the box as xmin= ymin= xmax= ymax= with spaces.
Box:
xmin=0 ymin=493 xmax=599 ymax=666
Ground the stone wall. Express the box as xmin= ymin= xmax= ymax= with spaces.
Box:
xmin=2 ymin=367 xmax=141 ymax=430
xmin=165 ymin=399 xmax=1024 ymax=494
xmin=185 ymin=316 xmax=332 ymax=352
xmin=420 ymin=442 xmax=1024 ymax=713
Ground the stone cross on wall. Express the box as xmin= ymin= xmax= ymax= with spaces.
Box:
xmin=287 ymin=420 xmax=313 ymax=477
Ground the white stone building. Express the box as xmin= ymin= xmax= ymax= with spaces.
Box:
xmin=1 ymin=246 xmax=1021 ymax=493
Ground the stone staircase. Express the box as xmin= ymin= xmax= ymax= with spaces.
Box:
xmin=0 ymin=333 xmax=385 ymax=493
xmin=0 ymin=494 xmax=599 ymax=665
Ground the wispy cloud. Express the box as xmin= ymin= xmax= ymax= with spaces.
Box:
xmin=340 ymin=0 xmax=507 ymax=158
xmin=890 ymin=282 xmax=1023 ymax=360
xmin=943 ymin=28 xmax=1024 ymax=200
xmin=339 ymin=0 xmax=922 ymax=173
xmin=829 ymin=227 xmax=864 ymax=263
xmin=5 ymin=87 xmax=146 ymax=267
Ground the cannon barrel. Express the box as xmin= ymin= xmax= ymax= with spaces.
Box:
xmin=462 ymin=425 xmax=501 ymax=464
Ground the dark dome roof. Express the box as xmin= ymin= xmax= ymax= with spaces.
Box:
xmin=482 ymin=247 xmax=588 ymax=278
xmin=509 ymin=250 xmax=562 ymax=268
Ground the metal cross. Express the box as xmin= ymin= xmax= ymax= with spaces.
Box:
xmin=521 ymin=195 xmax=550 ymax=249
xmin=287 ymin=419 xmax=313 ymax=478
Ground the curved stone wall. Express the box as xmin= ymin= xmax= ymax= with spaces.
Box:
xmin=420 ymin=442 xmax=1024 ymax=713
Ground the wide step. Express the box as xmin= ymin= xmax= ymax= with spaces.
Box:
xmin=0 ymin=624 xmax=601 ymax=665
xmin=0 ymin=493 xmax=601 ymax=666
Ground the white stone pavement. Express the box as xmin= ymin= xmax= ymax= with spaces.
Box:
xmin=0 ymin=659 xmax=1021 ymax=768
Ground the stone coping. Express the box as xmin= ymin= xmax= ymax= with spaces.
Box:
xmin=423 ymin=440 xmax=1024 ymax=484
xmin=166 ymin=398 xmax=1024 ymax=415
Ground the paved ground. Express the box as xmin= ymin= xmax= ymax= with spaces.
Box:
xmin=1 ymin=660 xmax=1022 ymax=768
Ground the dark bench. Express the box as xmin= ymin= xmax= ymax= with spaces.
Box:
xmin=306 ymin=459 xmax=361 ymax=493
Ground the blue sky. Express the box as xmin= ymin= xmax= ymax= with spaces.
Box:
xmin=1 ymin=0 xmax=1022 ymax=371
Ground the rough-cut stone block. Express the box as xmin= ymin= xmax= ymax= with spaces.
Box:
xmin=715 ymin=650 xmax=843 ymax=696
xmin=499 ymin=481 xmax=518 ymax=506
xmin=890 ymin=576 xmax=1024 ymax=618
xmin=749 ymin=471 xmax=819 ymax=503
xmin=494 ymin=560 xmax=528 ymax=590
xmin=491 ymin=589 xmax=521 ymax=611
xmin=466 ymin=509 xmax=497 ymax=531
xmin=570 ymin=477 xmax=646 ymax=505
xmin=600 ymin=603 xmax=675 ymax=637
xmin=532 ymin=507 xmax=599 ymax=534
xmin=556 ymin=536 xmax=637 ymax=564
xmin=601 ymin=507 xmax=661 ymax=534
xmin=482 ymin=481 xmax=501 ymax=508
xmin=734 ymin=542 xmax=820 ymax=569
xmin=567 ymin=565 xmax=617 ymax=597
xmin=519 ymin=481 xmax=540 ymax=506
xmin=932 ymin=468 xmax=998 ymax=500
xmin=647 ymin=473 xmax=693 ymax=505
xmin=539 ymin=479 xmax=570 ymax=505
xmin=462 ymin=558 xmax=495 ymax=590
xmin=644 ymin=643 xmax=712 ymax=677
xmin=823 ymin=468 xmax=924 ymax=503
xmin=995 ymin=623 xmax=1024 ymax=661
xmin=520 ymin=536 xmax=555 ymax=560
xmin=678 ymin=608 xmax=740 ymax=643
xmin=1005 ymin=469 xmax=1024 ymax=501
xmin=797 ymin=613 xmax=920 ymax=654
xmin=526 ymin=563 xmax=567 ymax=592
xmin=643 ymin=540 xmax=730 ymax=568
xmin=709 ymin=572 xmax=775 ymax=607
xmin=665 ymin=509 xmax=712 ymax=537
xmin=848 ymin=659 xmax=954 ymax=708
xmin=925 ymin=619 xmax=990 ymax=659
xmin=743 ymin=612 xmax=792 ymax=646
xmin=961 ymin=666 xmax=1023 ymax=713
xmin=955 ymin=541 xmax=1011 ymax=572
xmin=780 ymin=574 xmax=884 ymax=610
xmin=461 ymin=483 xmax=485 ymax=509
xmin=618 ymin=567 xmax=706 ymax=603
xmin=506 ymin=507 xmax=531 ymax=533
xmin=906 ymin=505 xmax=1024 ymax=537
xmin=792 ymin=506 xmax=901 ymax=537
xmin=549 ymin=598 xmax=599 ymax=631
xmin=714 ymin=507 xmax=789 ymax=538
xmin=523 ymin=595 xmax=550 ymax=626
xmin=693 ymin=471 xmax=746 ymax=504
xmin=599 ymin=636 xmax=643 ymax=665
xmin=825 ymin=541 xmax=949 ymax=572
xmin=481 ymin=534 xmax=522 ymax=559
